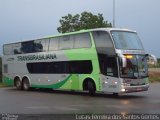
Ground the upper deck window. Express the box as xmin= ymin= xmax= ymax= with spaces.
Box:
xmin=92 ymin=31 xmax=115 ymax=56
xmin=3 ymin=32 xmax=91 ymax=55
xmin=111 ymin=31 xmax=144 ymax=50
xmin=92 ymin=31 xmax=113 ymax=48
xmin=74 ymin=33 xmax=91 ymax=48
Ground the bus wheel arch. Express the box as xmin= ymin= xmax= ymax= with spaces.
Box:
xmin=83 ymin=78 xmax=96 ymax=96
xmin=14 ymin=76 xmax=22 ymax=90
xmin=22 ymin=76 xmax=30 ymax=91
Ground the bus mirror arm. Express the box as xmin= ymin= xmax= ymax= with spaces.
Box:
xmin=142 ymin=54 xmax=149 ymax=61
xmin=122 ymin=57 xmax=127 ymax=68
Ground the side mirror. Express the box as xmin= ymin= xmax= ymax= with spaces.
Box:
xmin=142 ymin=54 xmax=149 ymax=61
xmin=145 ymin=54 xmax=149 ymax=57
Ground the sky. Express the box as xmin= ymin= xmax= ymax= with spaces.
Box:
xmin=0 ymin=0 xmax=160 ymax=57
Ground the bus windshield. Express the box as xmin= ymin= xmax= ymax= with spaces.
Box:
xmin=120 ymin=55 xmax=148 ymax=78
xmin=111 ymin=31 xmax=144 ymax=50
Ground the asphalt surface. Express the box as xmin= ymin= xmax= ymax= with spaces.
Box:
xmin=0 ymin=83 xmax=160 ymax=115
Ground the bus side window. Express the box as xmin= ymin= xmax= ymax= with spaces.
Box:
xmin=92 ymin=31 xmax=115 ymax=56
xmin=34 ymin=39 xmax=49 ymax=52
xmin=59 ymin=35 xmax=74 ymax=50
xmin=106 ymin=57 xmax=118 ymax=77
xmin=27 ymin=61 xmax=92 ymax=74
xmin=12 ymin=43 xmax=22 ymax=54
xmin=21 ymin=41 xmax=35 ymax=53
xmin=3 ymin=44 xmax=13 ymax=55
xmin=49 ymin=37 xmax=59 ymax=51
xmin=98 ymin=55 xmax=118 ymax=77
xmin=34 ymin=42 xmax=43 ymax=52
xmin=69 ymin=61 xmax=92 ymax=74
xmin=74 ymin=33 xmax=91 ymax=48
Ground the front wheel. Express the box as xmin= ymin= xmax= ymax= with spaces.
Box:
xmin=112 ymin=93 xmax=119 ymax=97
xmin=88 ymin=80 xmax=96 ymax=96
xmin=22 ymin=78 xmax=30 ymax=91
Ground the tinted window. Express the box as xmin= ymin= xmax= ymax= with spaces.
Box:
xmin=69 ymin=61 xmax=92 ymax=74
xmin=27 ymin=60 xmax=92 ymax=74
xmin=74 ymin=33 xmax=91 ymax=48
xmin=59 ymin=35 xmax=74 ymax=50
xmin=20 ymin=41 xmax=35 ymax=53
xmin=20 ymin=39 xmax=49 ymax=53
xmin=93 ymin=31 xmax=113 ymax=48
xmin=13 ymin=43 xmax=22 ymax=54
xmin=34 ymin=39 xmax=49 ymax=52
xmin=3 ymin=44 xmax=13 ymax=55
xmin=3 ymin=33 xmax=91 ymax=55
xmin=92 ymin=31 xmax=115 ymax=55
xmin=98 ymin=54 xmax=118 ymax=77
xmin=49 ymin=37 xmax=59 ymax=51
xmin=3 ymin=43 xmax=22 ymax=55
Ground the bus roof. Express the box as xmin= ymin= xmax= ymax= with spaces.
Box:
xmin=3 ymin=28 xmax=136 ymax=46
xmin=46 ymin=28 xmax=136 ymax=38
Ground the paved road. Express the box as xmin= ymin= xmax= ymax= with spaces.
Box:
xmin=0 ymin=83 xmax=160 ymax=114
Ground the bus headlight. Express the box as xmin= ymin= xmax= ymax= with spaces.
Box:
xmin=115 ymin=82 xmax=118 ymax=84
xmin=121 ymin=88 xmax=126 ymax=92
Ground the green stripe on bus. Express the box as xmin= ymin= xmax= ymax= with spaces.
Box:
xmin=31 ymin=74 xmax=72 ymax=89
xmin=3 ymin=76 xmax=14 ymax=86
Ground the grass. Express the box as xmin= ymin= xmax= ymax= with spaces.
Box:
xmin=149 ymin=76 xmax=160 ymax=83
xmin=148 ymin=69 xmax=160 ymax=83
xmin=0 ymin=82 xmax=7 ymax=88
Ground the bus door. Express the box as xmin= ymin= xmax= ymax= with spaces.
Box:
xmin=100 ymin=56 xmax=120 ymax=92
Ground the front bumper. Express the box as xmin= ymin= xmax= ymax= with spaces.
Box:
xmin=122 ymin=84 xmax=149 ymax=93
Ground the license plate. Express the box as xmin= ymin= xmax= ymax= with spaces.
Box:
xmin=137 ymin=88 xmax=142 ymax=91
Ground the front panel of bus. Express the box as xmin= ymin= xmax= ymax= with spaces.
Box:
xmin=111 ymin=30 xmax=149 ymax=93
xmin=92 ymin=29 xmax=149 ymax=93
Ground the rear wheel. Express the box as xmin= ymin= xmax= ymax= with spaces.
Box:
xmin=15 ymin=78 xmax=22 ymax=90
xmin=22 ymin=78 xmax=30 ymax=91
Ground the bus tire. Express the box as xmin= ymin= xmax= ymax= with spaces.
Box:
xmin=88 ymin=80 xmax=96 ymax=96
xmin=22 ymin=77 xmax=30 ymax=91
xmin=113 ymin=93 xmax=119 ymax=97
xmin=14 ymin=77 xmax=22 ymax=90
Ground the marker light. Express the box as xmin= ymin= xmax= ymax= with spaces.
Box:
xmin=105 ymin=81 xmax=108 ymax=84
xmin=125 ymin=55 xmax=133 ymax=59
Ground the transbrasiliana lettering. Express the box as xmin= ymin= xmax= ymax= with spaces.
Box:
xmin=17 ymin=54 xmax=57 ymax=61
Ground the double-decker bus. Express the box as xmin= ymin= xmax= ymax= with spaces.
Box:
xmin=2 ymin=28 xmax=149 ymax=95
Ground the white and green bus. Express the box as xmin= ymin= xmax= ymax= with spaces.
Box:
xmin=2 ymin=28 xmax=149 ymax=95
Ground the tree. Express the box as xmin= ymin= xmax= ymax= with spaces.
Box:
xmin=57 ymin=11 xmax=112 ymax=33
